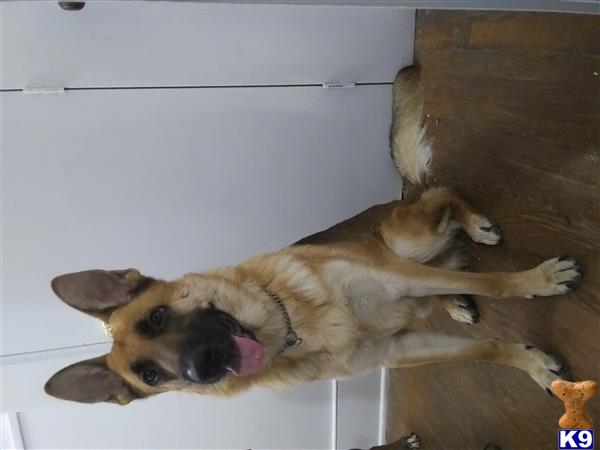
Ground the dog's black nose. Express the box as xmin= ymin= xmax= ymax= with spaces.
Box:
xmin=182 ymin=343 xmax=228 ymax=384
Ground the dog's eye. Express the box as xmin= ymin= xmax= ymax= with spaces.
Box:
xmin=147 ymin=307 xmax=166 ymax=328
xmin=132 ymin=361 xmax=172 ymax=386
xmin=142 ymin=368 xmax=159 ymax=385
xmin=136 ymin=307 xmax=169 ymax=338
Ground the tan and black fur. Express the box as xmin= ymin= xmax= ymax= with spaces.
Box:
xmin=45 ymin=67 xmax=581 ymax=405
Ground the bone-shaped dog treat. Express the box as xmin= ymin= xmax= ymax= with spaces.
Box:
xmin=551 ymin=379 xmax=598 ymax=429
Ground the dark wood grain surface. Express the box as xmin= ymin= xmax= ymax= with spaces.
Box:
xmin=385 ymin=10 xmax=599 ymax=450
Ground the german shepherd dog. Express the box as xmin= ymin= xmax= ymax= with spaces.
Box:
xmin=45 ymin=67 xmax=580 ymax=405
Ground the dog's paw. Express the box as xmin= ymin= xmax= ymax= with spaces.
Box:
xmin=387 ymin=433 xmax=420 ymax=450
xmin=521 ymin=345 xmax=570 ymax=392
xmin=403 ymin=432 xmax=420 ymax=450
xmin=468 ymin=216 xmax=503 ymax=246
xmin=524 ymin=256 xmax=582 ymax=298
xmin=446 ymin=295 xmax=480 ymax=324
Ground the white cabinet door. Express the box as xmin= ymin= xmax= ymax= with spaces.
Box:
xmin=1 ymin=83 xmax=398 ymax=449
xmin=1 ymin=2 xmax=414 ymax=89
xmin=1 ymin=85 xmax=400 ymax=356
xmin=12 ymin=379 xmax=335 ymax=449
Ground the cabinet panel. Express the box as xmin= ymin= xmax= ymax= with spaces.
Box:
xmin=1 ymin=85 xmax=400 ymax=356
xmin=1 ymin=2 xmax=414 ymax=89
xmin=14 ymin=370 xmax=333 ymax=449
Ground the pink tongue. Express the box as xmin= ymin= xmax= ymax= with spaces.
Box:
xmin=227 ymin=335 xmax=264 ymax=377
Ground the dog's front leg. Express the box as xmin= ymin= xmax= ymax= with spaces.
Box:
xmin=384 ymin=256 xmax=581 ymax=299
xmin=366 ymin=332 xmax=567 ymax=392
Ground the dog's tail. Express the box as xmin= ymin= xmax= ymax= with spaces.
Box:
xmin=390 ymin=65 xmax=432 ymax=188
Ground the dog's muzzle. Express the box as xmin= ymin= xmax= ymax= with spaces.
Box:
xmin=180 ymin=309 xmax=264 ymax=384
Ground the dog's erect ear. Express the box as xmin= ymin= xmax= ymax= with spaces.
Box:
xmin=45 ymin=355 xmax=140 ymax=405
xmin=51 ymin=269 xmax=149 ymax=320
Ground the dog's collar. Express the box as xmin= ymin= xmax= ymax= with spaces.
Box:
xmin=264 ymin=287 xmax=303 ymax=356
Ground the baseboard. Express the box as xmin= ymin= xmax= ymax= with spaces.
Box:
xmin=378 ymin=368 xmax=390 ymax=445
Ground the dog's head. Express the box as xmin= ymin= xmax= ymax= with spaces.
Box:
xmin=45 ymin=269 xmax=269 ymax=405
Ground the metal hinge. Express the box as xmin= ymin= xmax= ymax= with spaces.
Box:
xmin=22 ymin=87 xmax=66 ymax=95
xmin=322 ymin=82 xmax=356 ymax=89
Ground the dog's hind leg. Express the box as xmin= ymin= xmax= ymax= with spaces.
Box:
xmin=425 ymin=187 xmax=503 ymax=246
xmin=380 ymin=187 xmax=502 ymax=265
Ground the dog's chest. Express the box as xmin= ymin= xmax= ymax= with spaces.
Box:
xmin=322 ymin=260 xmax=421 ymax=332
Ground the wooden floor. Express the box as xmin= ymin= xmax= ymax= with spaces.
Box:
xmin=385 ymin=10 xmax=599 ymax=450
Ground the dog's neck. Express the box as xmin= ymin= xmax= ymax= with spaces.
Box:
xmin=262 ymin=286 xmax=303 ymax=357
